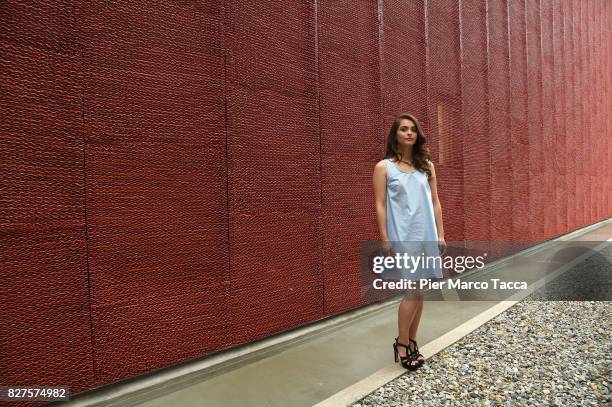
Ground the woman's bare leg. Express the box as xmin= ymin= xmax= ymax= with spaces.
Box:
xmin=409 ymin=298 xmax=425 ymax=364
xmin=409 ymin=297 xmax=424 ymax=339
xmin=397 ymin=292 xmax=420 ymax=363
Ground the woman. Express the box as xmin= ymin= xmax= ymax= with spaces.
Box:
xmin=372 ymin=113 xmax=447 ymax=370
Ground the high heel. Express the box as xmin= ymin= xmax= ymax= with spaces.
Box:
xmin=393 ymin=337 xmax=421 ymax=371
xmin=409 ymin=338 xmax=425 ymax=367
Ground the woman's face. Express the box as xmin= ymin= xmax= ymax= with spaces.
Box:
xmin=396 ymin=119 xmax=417 ymax=148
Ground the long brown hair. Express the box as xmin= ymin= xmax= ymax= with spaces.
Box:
xmin=385 ymin=113 xmax=432 ymax=179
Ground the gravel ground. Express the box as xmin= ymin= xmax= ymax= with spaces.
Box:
xmin=352 ymin=245 xmax=612 ymax=407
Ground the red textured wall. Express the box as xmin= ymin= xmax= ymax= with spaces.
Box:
xmin=1 ymin=0 xmax=610 ymax=399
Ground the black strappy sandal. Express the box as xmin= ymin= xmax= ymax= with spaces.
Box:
xmin=409 ymin=338 xmax=425 ymax=367
xmin=393 ymin=337 xmax=421 ymax=371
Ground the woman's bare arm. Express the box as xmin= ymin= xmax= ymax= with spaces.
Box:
xmin=373 ymin=160 xmax=389 ymax=241
xmin=427 ymin=161 xmax=445 ymax=240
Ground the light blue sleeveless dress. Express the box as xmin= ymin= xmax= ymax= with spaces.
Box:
xmin=383 ymin=158 xmax=443 ymax=281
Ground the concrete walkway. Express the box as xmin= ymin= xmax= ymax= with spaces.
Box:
xmin=133 ymin=303 xmax=498 ymax=407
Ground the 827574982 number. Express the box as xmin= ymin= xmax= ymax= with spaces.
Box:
xmin=0 ymin=386 xmax=69 ymax=401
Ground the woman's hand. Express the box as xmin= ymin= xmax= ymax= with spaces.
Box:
xmin=438 ymin=238 xmax=447 ymax=255
xmin=381 ymin=239 xmax=394 ymax=257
